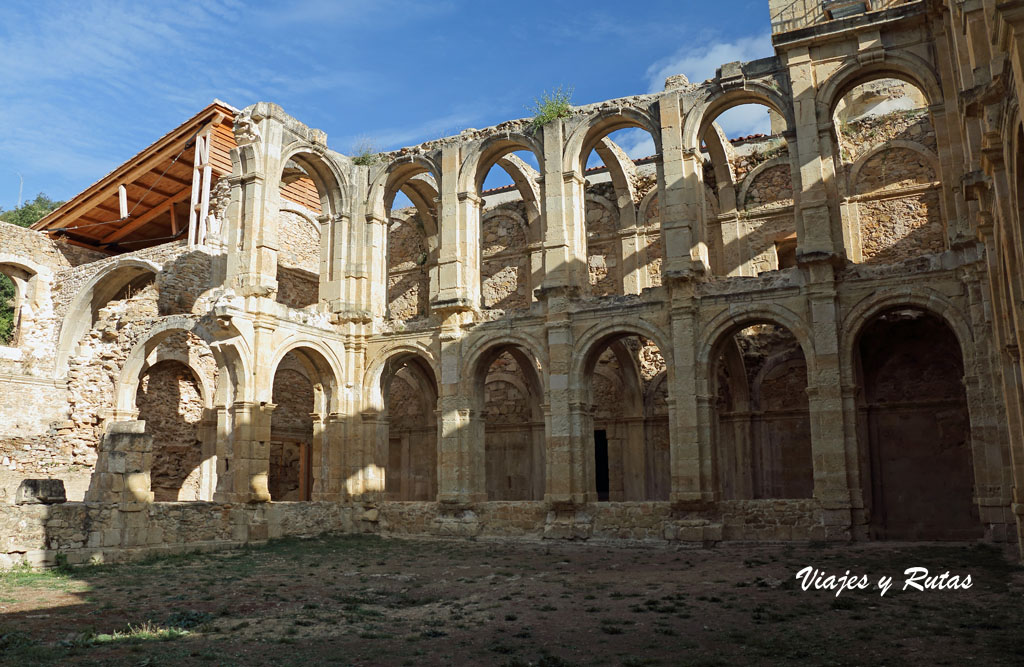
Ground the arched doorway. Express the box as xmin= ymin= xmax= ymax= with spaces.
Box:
xmin=380 ymin=354 xmax=438 ymax=501
xmin=712 ymin=322 xmax=813 ymax=499
xmin=267 ymin=346 xmax=338 ymax=501
xmin=475 ymin=345 xmax=545 ymax=501
xmin=136 ymin=360 xmax=206 ymax=501
xmin=583 ymin=334 xmax=670 ymax=501
xmin=855 ymin=308 xmax=981 ymax=539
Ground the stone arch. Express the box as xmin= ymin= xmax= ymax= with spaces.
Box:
xmin=697 ymin=304 xmax=816 ymax=395
xmin=839 ymin=289 xmax=974 ymax=382
xmin=114 ymin=316 xmax=228 ymax=414
xmin=277 ymin=145 xmax=349 ymax=218
xmin=637 ymin=189 xmax=660 ymax=227
xmin=682 ymin=82 xmax=793 ymax=150
xmin=367 ymin=154 xmax=443 ymax=221
xmin=816 ymin=54 xmax=943 ymax=123
xmin=376 ymin=351 xmax=439 ymax=496
xmin=572 ymin=318 xmax=673 ymax=389
xmin=458 ymin=132 xmax=545 ymax=194
xmin=468 ymin=340 xmax=546 ymax=501
xmin=738 ymin=156 xmax=795 ymax=209
xmin=366 ymin=346 xmax=439 ymax=502
xmin=55 ymin=258 xmax=162 ymax=377
xmin=112 ymin=318 xmax=227 ymax=502
xmin=563 ymin=107 xmax=662 ymax=174
xmin=591 ymin=137 xmax=639 ymax=229
xmin=850 ymin=303 xmax=982 ymax=540
xmin=492 ymin=153 xmax=543 ymax=241
xmin=575 ymin=325 xmax=671 ymax=501
xmin=363 ymin=342 xmax=441 ymax=414
xmin=462 ymin=330 xmax=548 ymax=396
xmin=707 ymin=318 xmax=813 ymax=500
xmin=266 ymin=341 xmax=343 ymax=501
xmin=0 ymin=256 xmax=50 ymax=349
xmin=266 ymin=337 xmax=344 ymax=411
xmin=848 ymin=140 xmax=940 ymax=194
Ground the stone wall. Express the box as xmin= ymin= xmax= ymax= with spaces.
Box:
xmin=481 ymin=206 xmax=530 ymax=311
xmin=387 ymin=212 xmax=430 ymax=321
xmin=137 ymin=360 xmax=205 ymax=502
xmin=278 ymin=210 xmax=321 ymax=274
xmin=0 ymin=497 xmax=837 ymax=568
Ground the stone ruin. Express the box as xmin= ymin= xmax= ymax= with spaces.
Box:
xmin=2 ymin=0 xmax=1024 ymax=566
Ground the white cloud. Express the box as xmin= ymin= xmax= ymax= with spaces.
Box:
xmin=642 ymin=33 xmax=775 ymax=138
xmin=645 ymin=33 xmax=773 ymax=91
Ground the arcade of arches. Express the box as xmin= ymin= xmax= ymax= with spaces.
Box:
xmin=4 ymin=0 xmax=1024 ymax=565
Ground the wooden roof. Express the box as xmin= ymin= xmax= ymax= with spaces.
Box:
xmin=33 ymin=101 xmax=238 ymax=254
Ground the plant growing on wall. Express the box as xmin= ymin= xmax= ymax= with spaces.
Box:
xmin=528 ymin=86 xmax=574 ymax=133
xmin=350 ymin=137 xmax=380 ymax=166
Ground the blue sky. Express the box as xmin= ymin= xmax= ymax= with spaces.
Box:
xmin=0 ymin=0 xmax=774 ymax=210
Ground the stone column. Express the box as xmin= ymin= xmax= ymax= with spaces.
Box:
xmin=660 ymin=90 xmax=707 ymax=277
xmin=433 ymin=312 xmax=484 ymax=504
xmin=540 ymin=121 xmax=588 ymax=293
xmin=804 ymin=268 xmax=855 ymax=539
xmin=620 ymin=228 xmax=643 ymax=294
xmin=784 ymin=46 xmax=843 ymax=261
xmin=668 ymin=285 xmax=705 ymax=502
xmin=215 ymin=401 xmax=271 ymax=503
xmin=542 ymin=314 xmax=592 ymax=504
xmin=85 ymin=420 xmax=154 ymax=504
xmin=197 ymin=411 xmax=218 ymax=501
xmin=316 ymin=412 xmax=346 ymax=501
xmin=434 ymin=143 xmax=479 ymax=310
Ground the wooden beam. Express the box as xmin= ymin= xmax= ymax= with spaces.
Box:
xmin=51 ymin=231 xmax=116 ymax=254
xmin=118 ymin=185 xmax=128 ymax=218
xmin=169 ymin=202 xmax=179 ymax=236
xmin=141 ymin=170 xmax=193 ymax=189
xmin=100 ymin=184 xmax=192 ymax=243
xmin=36 ymin=116 xmax=222 ymax=232
xmin=125 ymin=180 xmax=176 ymax=202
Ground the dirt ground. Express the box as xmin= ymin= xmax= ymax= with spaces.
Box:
xmin=1 ymin=534 xmax=1023 ymax=666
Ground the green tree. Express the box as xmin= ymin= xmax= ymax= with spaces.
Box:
xmin=0 ymin=193 xmax=64 ymax=344
xmin=0 ymin=192 xmax=64 ymax=228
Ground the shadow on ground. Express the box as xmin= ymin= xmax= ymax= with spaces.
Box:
xmin=2 ymin=535 xmax=1023 ymax=666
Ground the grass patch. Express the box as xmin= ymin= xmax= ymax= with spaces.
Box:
xmin=528 ymin=86 xmax=573 ymax=132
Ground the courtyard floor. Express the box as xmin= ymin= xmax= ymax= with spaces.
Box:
xmin=1 ymin=534 xmax=1022 ymax=666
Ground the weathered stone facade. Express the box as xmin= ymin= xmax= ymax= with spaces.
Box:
xmin=4 ymin=0 xmax=1024 ymax=565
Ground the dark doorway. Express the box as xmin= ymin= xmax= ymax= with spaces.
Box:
xmin=594 ymin=430 xmax=610 ymax=501
xmin=857 ymin=309 xmax=982 ymax=540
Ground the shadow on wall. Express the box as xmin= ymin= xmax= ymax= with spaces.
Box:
xmin=155 ymin=250 xmax=221 ymax=316
xmin=136 ymin=360 xmax=205 ymax=502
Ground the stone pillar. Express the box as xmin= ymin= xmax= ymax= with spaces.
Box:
xmin=540 ymin=121 xmax=588 ymax=293
xmin=434 ymin=311 xmax=484 ymax=503
xmin=197 ymin=412 xmax=218 ymax=501
xmin=228 ymin=108 xmax=282 ymax=299
xmin=660 ymin=90 xmax=707 ymax=277
xmin=804 ymin=267 xmax=855 ymax=539
xmin=620 ymin=229 xmax=643 ymax=294
xmin=784 ymin=46 xmax=843 ymax=261
xmin=215 ymin=401 xmax=271 ymax=503
xmin=434 ymin=143 xmax=479 ymax=310
xmin=315 ymin=412 xmax=346 ymax=501
xmin=85 ymin=420 xmax=154 ymax=504
xmin=543 ymin=313 xmax=592 ymax=504
xmin=668 ymin=284 xmax=706 ymax=502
